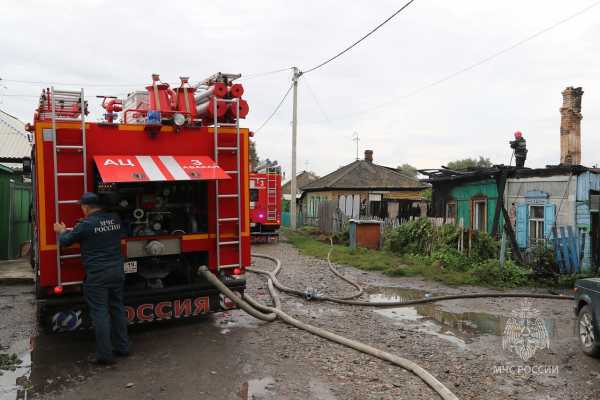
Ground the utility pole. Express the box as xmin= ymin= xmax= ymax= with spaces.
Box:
xmin=290 ymin=67 xmax=302 ymax=230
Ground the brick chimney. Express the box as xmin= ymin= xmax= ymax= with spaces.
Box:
xmin=364 ymin=150 xmax=373 ymax=163
xmin=560 ymin=86 xmax=583 ymax=165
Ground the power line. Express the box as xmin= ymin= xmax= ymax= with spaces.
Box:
xmin=303 ymin=76 xmax=331 ymax=124
xmin=242 ymin=67 xmax=292 ymax=81
xmin=0 ymin=94 xmax=39 ymax=98
xmin=0 ymin=78 xmax=143 ymax=87
xmin=0 ymin=67 xmax=292 ymax=88
xmin=391 ymin=0 xmax=600 ymax=102
xmin=308 ymin=0 xmax=600 ymax=123
xmin=302 ymin=0 xmax=416 ymax=75
xmin=255 ymin=83 xmax=294 ymax=133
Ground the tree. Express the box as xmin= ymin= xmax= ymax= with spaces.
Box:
xmin=250 ymin=140 xmax=278 ymax=171
xmin=446 ymin=156 xmax=492 ymax=170
xmin=397 ymin=163 xmax=418 ymax=177
xmin=249 ymin=140 xmax=260 ymax=171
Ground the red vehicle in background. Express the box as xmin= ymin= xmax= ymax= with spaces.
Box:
xmin=26 ymin=73 xmax=252 ymax=332
xmin=249 ymin=165 xmax=281 ymax=242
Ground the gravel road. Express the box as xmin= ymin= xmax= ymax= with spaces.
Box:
xmin=1 ymin=239 xmax=598 ymax=400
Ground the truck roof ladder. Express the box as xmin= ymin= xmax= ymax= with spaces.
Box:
xmin=213 ymin=98 xmax=242 ymax=271
xmin=51 ymin=87 xmax=87 ymax=287
xmin=266 ymin=166 xmax=278 ymax=221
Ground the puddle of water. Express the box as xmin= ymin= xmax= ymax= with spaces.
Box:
xmin=0 ymin=339 xmax=32 ymax=400
xmin=370 ymin=287 xmax=558 ymax=345
xmin=213 ymin=310 xmax=261 ymax=331
xmin=1 ymin=332 xmax=98 ymax=399
xmin=240 ymin=376 xmax=275 ymax=399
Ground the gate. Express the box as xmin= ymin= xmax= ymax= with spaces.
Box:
xmin=3 ymin=180 xmax=32 ymax=259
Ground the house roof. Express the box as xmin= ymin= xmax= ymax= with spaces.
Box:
xmin=282 ymin=170 xmax=320 ymax=195
xmin=419 ymin=164 xmax=595 ymax=184
xmin=302 ymin=159 xmax=427 ymax=192
xmin=0 ymin=109 xmax=31 ymax=161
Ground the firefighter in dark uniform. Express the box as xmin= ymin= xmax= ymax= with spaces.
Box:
xmin=53 ymin=192 xmax=129 ymax=364
xmin=510 ymin=130 xmax=528 ymax=168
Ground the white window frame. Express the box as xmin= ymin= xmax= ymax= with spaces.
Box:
xmin=529 ymin=204 xmax=545 ymax=246
xmin=472 ymin=199 xmax=487 ymax=232
xmin=446 ymin=201 xmax=456 ymax=221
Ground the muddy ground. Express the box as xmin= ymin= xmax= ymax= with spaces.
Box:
xmin=1 ymin=239 xmax=599 ymax=400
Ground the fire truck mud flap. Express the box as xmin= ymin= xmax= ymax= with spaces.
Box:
xmin=38 ymin=279 xmax=246 ymax=334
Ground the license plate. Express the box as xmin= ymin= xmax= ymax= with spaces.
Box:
xmin=124 ymin=260 xmax=137 ymax=274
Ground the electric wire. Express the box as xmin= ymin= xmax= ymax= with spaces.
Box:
xmin=0 ymin=78 xmax=143 ymax=88
xmin=0 ymin=66 xmax=291 ymax=88
xmin=241 ymin=67 xmax=293 ymax=81
xmin=303 ymin=76 xmax=332 ymax=125
xmin=255 ymin=83 xmax=294 ymax=133
xmin=302 ymin=0 xmax=416 ymax=75
xmin=307 ymin=0 xmax=600 ymax=123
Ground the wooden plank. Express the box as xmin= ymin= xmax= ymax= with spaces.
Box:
xmin=559 ymin=226 xmax=572 ymax=273
xmin=567 ymin=226 xmax=580 ymax=273
xmin=580 ymin=230 xmax=587 ymax=272
xmin=552 ymin=226 xmax=565 ymax=273
xmin=491 ymin=170 xmax=508 ymax=237
xmin=502 ymin=206 xmax=523 ymax=263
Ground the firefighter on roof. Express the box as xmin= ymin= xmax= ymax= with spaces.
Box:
xmin=53 ymin=192 xmax=129 ymax=365
xmin=510 ymin=131 xmax=528 ymax=168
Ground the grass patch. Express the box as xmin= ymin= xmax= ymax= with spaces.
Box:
xmin=284 ymin=228 xmax=403 ymax=272
xmin=283 ymin=228 xmax=552 ymax=288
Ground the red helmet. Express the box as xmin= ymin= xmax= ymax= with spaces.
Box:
xmin=514 ymin=130 xmax=523 ymax=139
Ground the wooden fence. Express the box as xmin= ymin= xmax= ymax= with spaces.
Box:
xmin=310 ymin=201 xmax=457 ymax=235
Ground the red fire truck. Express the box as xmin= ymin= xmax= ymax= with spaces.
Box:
xmin=26 ymin=73 xmax=252 ymax=332
xmin=249 ymin=166 xmax=281 ymax=242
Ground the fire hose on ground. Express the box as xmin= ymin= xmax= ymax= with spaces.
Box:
xmin=252 ymin=238 xmax=574 ymax=306
xmin=199 ymin=263 xmax=461 ymax=400
xmin=199 ymin=243 xmax=574 ymax=400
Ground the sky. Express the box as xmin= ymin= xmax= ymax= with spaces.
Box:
xmin=1 ymin=0 xmax=600 ymax=181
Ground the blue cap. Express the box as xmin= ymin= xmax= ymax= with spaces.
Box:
xmin=79 ymin=192 xmax=100 ymax=205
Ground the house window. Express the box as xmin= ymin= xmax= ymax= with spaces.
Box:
xmin=529 ymin=205 xmax=545 ymax=245
xmin=472 ymin=200 xmax=486 ymax=232
xmin=339 ymin=194 xmax=360 ymax=218
xmin=369 ymin=193 xmax=383 ymax=218
xmin=446 ymin=201 xmax=456 ymax=221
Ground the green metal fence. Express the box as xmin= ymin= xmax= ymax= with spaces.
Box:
xmin=0 ymin=169 xmax=32 ymax=259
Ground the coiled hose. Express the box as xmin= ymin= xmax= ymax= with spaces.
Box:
xmin=199 ymin=264 xmax=460 ymax=400
xmin=199 ymin=243 xmax=574 ymax=400
xmin=251 ymin=244 xmax=574 ymax=305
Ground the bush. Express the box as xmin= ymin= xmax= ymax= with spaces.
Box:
xmin=385 ymin=217 xmax=433 ymax=254
xmin=434 ymin=224 xmax=461 ymax=249
xmin=430 ymin=247 xmax=472 ymax=271
xmin=471 ymin=259 xmax=531 ymax=287
xmin=332 ymin=225 xmax=350 ymax=245
xmin=470 ymin=231 xmax=499 ymax=261
xmin=529 ymin=243 xmax=559 ymax=276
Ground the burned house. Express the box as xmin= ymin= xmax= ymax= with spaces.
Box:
xmin=422 ymin=86 xmax=599 ymax=272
